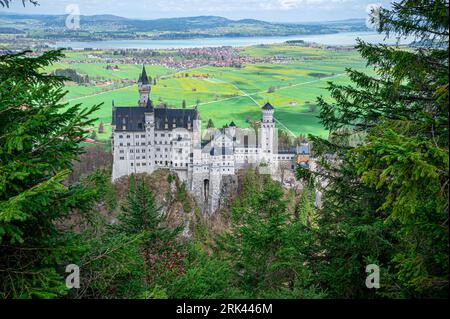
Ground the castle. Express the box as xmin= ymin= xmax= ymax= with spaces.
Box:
xmin=112 ymin=66 xmax=309 ymax=213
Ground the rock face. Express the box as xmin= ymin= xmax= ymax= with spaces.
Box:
xmin=218 ymin=175 xmax=239 ymax=210
xmin=108 ymin=168 xmax=305 ymax=238
xmin=113 ymin=170 xmax=196 ymax=238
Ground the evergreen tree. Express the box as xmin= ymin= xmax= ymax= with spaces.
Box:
xmin=217 ymin=170 xmax=323 ymax=298
xmin=308 ymin=0 xmax=448 ymax=298
xmin=182 ymin=100 xmax=187 ymax=109
xmin=112 ymin=175 xmax=184 ymax=296
xmin=207 ymin=119 xmax=215 ymax=129
xmin=98 ymin=122 xmax=105 ymax=134
xmin=0 ymin=0 xmax=37 ymax=7
xmin=0 ymin=50 xmax=100 ymax=298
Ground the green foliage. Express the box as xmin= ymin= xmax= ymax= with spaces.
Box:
xmin=111 ymin=175 xmax=184 ymax=297
xmin=70 ymin=230 xmax=147 ymax=299
xmin=312 ymin=0 xmax=448 ymax=298
xmin=84 ymin=168 xmax=117 ymax=211
xmin=175 ymin=180 xmax=193 ymax=213
xmin=207 ymin=118 xmax=215 ymax=129
xmin=216 ymin=170 xmax=323 ymax=298
xmin=166 ymin=244 xmax=234 ymax=299
xmin=0 ymin=50 xmax=100 ymax=298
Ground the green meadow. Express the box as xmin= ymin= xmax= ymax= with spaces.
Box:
xmin=51 ymin=45 xmax=370 ymax=140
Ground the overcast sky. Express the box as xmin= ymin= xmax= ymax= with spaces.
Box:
xmin=4 ymin=0 xmax=393 ymax=22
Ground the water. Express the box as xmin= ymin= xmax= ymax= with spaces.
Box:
xmin=51 ymin=32 xmax=413 ymax=50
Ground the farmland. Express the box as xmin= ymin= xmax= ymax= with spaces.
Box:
xmin=46 ymin=44 xmax=370 ymax=141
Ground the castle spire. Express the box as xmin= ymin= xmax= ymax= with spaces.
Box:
xmin=138 ymin=65 xmax=150 ymax=85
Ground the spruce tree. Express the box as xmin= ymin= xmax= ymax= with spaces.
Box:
xmin=207 ymin=119 xmax=215 ymax=129
xmin=0 ymin=50 xmax=100 ymax=298
xmin=308 ymin=0 xmax=448 ymax=298
xmin=112 ymin=175 xmax=184 ymax=296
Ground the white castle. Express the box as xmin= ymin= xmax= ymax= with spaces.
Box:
xmin=112 ymin=66 xmax=309 ymax=213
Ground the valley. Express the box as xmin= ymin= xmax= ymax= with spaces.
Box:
xmin=44 ymin=43 xmax=371 ymax=143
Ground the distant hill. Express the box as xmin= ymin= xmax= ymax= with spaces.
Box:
xmin=0 ymin=13 xmax=370 ymax=40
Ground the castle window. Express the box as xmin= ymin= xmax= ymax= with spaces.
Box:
xmin=119 ymin=157 xmax=124 ymax=160
xmin=119 ymin=143 xmax=123 ymax=146
xmin=130 ymin=163 xmax=134 ymax=166
xmin=127 ymin=135 xmax=130 ymax=138
xmin=141 ymin=135 xmax=145 ymax=138
xmin=119 ymin=135 xmax=123 ymax=139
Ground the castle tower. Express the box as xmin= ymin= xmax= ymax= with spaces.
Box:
xmin=260 ymin=102 xmax=275 ymax=163
xmin=138 ymin=65 xmax=151 ymax=107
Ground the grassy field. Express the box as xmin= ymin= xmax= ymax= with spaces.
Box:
xmin=49 ymin=45 xmax=370 ymax=140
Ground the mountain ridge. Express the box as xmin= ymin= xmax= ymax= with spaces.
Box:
xmin=0 ymin=12 xmax=370 ymax=40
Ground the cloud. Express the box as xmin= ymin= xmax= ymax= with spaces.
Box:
xmin=279 ymin=0 xmax=301 ymax=10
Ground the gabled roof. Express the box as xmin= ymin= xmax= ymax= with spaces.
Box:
xmin=154 ymin=107 xmax=198 ymax=131
xmin=112 ymin=101 xmax=154 ymax=132
xmin=138 ymin=65 xmax=150 ymax=85
xmin=262 ymin=102 xmax=274 ymax=110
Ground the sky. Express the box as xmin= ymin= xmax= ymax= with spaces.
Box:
xmin=4 ymin=0 xmax=394 ymax=22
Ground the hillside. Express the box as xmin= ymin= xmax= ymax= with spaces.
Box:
xmin=0 ymin=13 xmax=369 ymax=40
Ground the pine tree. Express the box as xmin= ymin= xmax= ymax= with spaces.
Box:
xmin=112 ymin=175 xmax=184 ymax=295
xmin=310 ymin=0 xmax=448 ymax=298
xmin=0 ymin=50 xmax=101 ymax=298
xmin=217 ymin=170 xmax=322 ymax=298
xmin=207 ymin=119 xmax=215 ymax=129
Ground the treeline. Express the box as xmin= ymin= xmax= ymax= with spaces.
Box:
xmin=64 ymin=168 xmax=321 ymax=299
xmin=52 ymin=68 xmax=90 ymax=84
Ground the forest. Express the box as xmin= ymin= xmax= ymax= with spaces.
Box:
xmin=0 ymin=0 xmax=448 ymax=299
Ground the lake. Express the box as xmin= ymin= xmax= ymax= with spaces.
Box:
xmin=52 ymin=32 xmax=413 ymax=50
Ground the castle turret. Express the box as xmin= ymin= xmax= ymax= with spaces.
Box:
xmin=260 ymin=102 xmax=275 ymax=162
xmin=138 ymin=65 xmax=151 ymax=107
